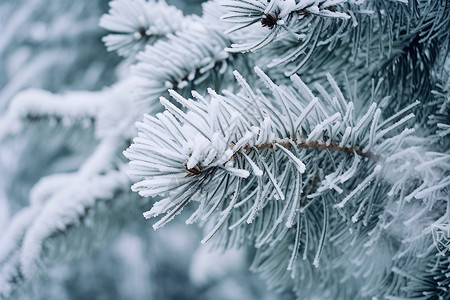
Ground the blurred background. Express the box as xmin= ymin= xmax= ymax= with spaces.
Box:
xmin=0 ymin=1 xmax=294 ymax=299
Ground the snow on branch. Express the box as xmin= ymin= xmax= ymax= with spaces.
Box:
xmin=0 ymin=79 xmax=138 ymax=143
xmin=100 ymin=0 xmax=185 ymax=57
xmin=131 ymin=20 xmax=244 ymax=110
xmin=0 ymin=79 xmax=140 ymax=295
xmin=19 ymin=169 xmax=131 ymax=279
xmin=0 ymin=89 xmax=104 ymax=140
xmin=0 ymin=129 xmax=131 ymax=295
xmin=0 ymin=207 xmax=38 ymax=299
xmin=222 ymin=0 xmax=352 ymax=38
xmin=0 ymin=167 xmax=138 ymax=298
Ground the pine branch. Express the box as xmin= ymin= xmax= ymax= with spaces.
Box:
xmin=0 ymin=169 xmax=141 ymax=298
xmin=124 ymin=68 xmax=421 ymax=298
xmin=221 ymin=0 xmax=357 ymax=75
xmin=221 ymin=0 xmax=449 ymax=77
xmin=0 ymin=89 xmax=103 ymax=140
xmin=239 ymin=139 xmax=378 ymax=159
xmin=125 ymin=66 xmax=416 ymax=228
xmin=361 ymin=23 xmax=449 ymax=121
xmin=20 ymin=170 xmax=132 ymax=277
xmin=0 ymin=79 xmax=139 ymax=142
xmin=0 ymin=110 xmax=139 ymax=297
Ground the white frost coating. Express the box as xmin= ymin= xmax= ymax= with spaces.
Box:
xmin=222 ymin=0 xmax=352 ymax=65
xmin=132 ymin=22 xmax=234 ymax=109
xmin=144 ymin=197 xmax=173 ymax=219
xmin=414 ymin=177 xmax=450 ymax=199
xmin=233 ymin=131 xmax=256 ymax=152
xmin=259 ymin=159 xmax=285 ymax=201
xmin=382 ymin=147 xmax=449 ymax=208
xmin=0 ymin=79 xmax=139 ymax=142
xmin=352 ymin=102 xmax=377 ymax=142
xmin=375 ymin=113 xmax=416 ymax=141
xmin=275 ymin=143 xmax=306 ymax=173
xmin=319 ymin=173 xmax=344 ymax=194
xmin=99 ymin=0 xmax=184 ymax=56
xmin=29 ymin=173 xmax=77 ymax=206
xmin=335 ymin=165 xmax=381 ymax=208
xmin=187 ymin=135 xmax=211 ymax=169
xmin=224 ymin=167 xmax=250 ymax=178
xmin=20 ymin=170 xmax=129 ymax=279
xmin=242 ymin=152 xmax=263 ymax=176
xmin=0 ymin=89 xmax=105 ymax=139
xmin=306 ymin=113 xmax=340 ymax=143
xmin=256 ymin=118 xmax=275 ymax=146
xmin=339 ymin=154 xmax=361 ymax=184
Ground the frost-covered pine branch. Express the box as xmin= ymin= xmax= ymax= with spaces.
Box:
xmin=0 ymin=79 xmax=141 ymax=297
xmin=1 ymin=0 xmax=449 ymax=299
xmin=123 ymin=68 xmax=447 ymax=298
xmin=0 ymin=168 xmax=141 ymax=299
xmin=221 ymin=0 xmax=449 ymax=74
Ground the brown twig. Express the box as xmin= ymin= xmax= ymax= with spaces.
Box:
xmin=242 ymin=139 xmax=378 ymax=160
xmin=185 ymin=139 xmax=378 ymax=176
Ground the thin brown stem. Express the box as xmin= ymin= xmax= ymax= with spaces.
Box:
xmin=186 ymin=139 xmax=378 ymax=175
xmin=242 ymin=139 xmax=378 ymax=160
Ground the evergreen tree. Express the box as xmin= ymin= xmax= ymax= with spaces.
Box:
xmin=0 ymin=0 xmax=449 ymax=299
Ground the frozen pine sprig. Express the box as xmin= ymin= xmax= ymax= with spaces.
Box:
xmin=221 ymin=0 xmax=449 ymax=76
xmin=222 ymin=0 xmax=352 ymax=37
xmin=221 ymin=0 xmax=359 ymax=74
xmin=0 ymin=80 xmax=143 ymax=296
xmin=100 ymin=0 xmax=184 ymax=57
xmin=125 ymin=66 xmax=416 ymax=229
xmin=125 ymin=68 xmax=419 ymax=295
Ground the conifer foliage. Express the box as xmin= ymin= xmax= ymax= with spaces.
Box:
xmin=0 ymin=0 xmax=449 ymax=299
